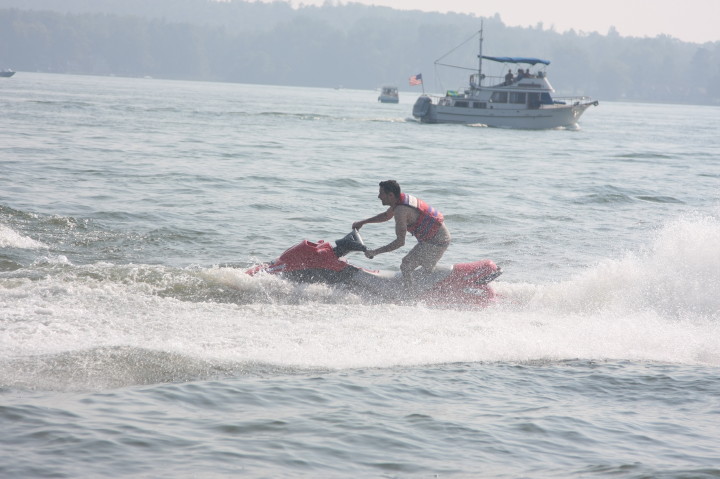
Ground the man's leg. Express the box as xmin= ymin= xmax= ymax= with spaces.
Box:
xmin=401 ymin=241 xmax=449 ymax=281
xmin=417 ymin=242 xmax=448 ymax=271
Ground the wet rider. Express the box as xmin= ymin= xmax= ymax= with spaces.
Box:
xmin=352 ymin=180 xmax=451 ymax=283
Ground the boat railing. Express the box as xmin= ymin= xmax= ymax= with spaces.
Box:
xmin=469 ymin=74 xmax=505 ymax=88
xmin=470 ymin=73 xmax=549 ymax=89
xmin=433 ymin=75 xmax=507 ymax=99
xmin=547 ymin=96 xmax=597 ymax=107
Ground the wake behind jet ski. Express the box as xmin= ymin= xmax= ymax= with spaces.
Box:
xmin=246 ymin=230 xmax=502 ymax=308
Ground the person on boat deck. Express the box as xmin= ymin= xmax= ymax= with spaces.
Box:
xmin=516 ymin=68 xmax=525 ymax=80
xmin=505 ymin=69 xmax=514 ymax=85
xmin=352 ymin=180 xmax=451 ymax=283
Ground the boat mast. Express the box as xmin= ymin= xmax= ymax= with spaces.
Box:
xmin=477 ymin=20 xmax=484 ymax=82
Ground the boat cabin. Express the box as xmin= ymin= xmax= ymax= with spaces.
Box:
xmin=378 ymin=86 xmax=399 ymax=103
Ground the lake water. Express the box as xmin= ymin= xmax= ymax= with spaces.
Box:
xmin=2 ymin=72 xmax=720 ymax=478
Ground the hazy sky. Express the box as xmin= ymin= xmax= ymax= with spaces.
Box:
xmin=286 ymin=0 xmax=718 ymax=44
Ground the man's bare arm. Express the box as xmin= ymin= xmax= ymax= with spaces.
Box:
xmin=365 ymin=207 xmax=408 ymax=258
xmin=352 ymin=208 xmax=394 ymax=230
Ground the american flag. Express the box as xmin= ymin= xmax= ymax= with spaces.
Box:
xmin=409 ymin=73 xmax=423 ymax=86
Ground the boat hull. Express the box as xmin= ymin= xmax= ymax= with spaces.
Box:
xmin=378 ymin=86 xmax=399 ymax=103
xmin=418 ymin=101 xmax=597 ymax=129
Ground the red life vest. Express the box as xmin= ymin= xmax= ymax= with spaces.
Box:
xmin=398 ymin=193 xmax=444 ymax=242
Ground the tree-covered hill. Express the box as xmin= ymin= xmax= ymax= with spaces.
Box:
xmin=1 ymin=0 xmax=718 ymax=104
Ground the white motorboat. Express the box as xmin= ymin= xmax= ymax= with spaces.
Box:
xmin=412 ymin=28 xmax=598 ymax=129
xmin=378 ymin=85 xmax=399 ymax=103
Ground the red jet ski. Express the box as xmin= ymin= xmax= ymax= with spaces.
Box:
xmin=247 ymin=230 xmax=502 ymax=308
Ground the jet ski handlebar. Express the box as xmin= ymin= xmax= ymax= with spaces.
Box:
xmin=333 ymin=229 xmax=367 ymax=257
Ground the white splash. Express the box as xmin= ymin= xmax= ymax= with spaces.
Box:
xmin=2 ymin=215 xmax=719 ymax=392
xmin=0 ymin=224 xmax=47 ymax=249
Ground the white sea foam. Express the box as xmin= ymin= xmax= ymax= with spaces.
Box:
xmin=493 ymin=213 xmax=720 ymax=365
xmin=2 ymin=214 xmax=719 ymax=391
xmin=1 ymin=213 xmax=718 ymax=397
xmin=506 ymin=213 xmax=720 ymax=315
xmin=0 ymin=224 xmax=47 ymax=249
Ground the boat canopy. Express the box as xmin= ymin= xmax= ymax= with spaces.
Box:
xmin=482 ymin=56 xmax=551 ymax=66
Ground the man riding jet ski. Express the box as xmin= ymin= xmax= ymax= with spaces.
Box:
xmin=248 ymin=180 xmax=501 ymax=306
xmin=245 ymin=229 xmax=501 ymax=307
xmin=352 ymin=180 xmax=450 ymax=288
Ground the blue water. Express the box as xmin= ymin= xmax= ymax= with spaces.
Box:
xmin=1 ymin=72 xmax=720 ymax=478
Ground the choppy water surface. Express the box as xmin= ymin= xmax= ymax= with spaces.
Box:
xmin=2 ymin=73 xmax=720 ymax=478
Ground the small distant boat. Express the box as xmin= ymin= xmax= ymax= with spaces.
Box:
xmin=412 ymin=26 xmax=598 ymax=129
xmin=1 ymin=69 xmax=16 ymax=78
xmin=378 ymin=86 xmax=399 ymax=103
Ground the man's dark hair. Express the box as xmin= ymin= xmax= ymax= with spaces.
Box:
xmin=379 ymin=180 xmax=401 ymax=197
